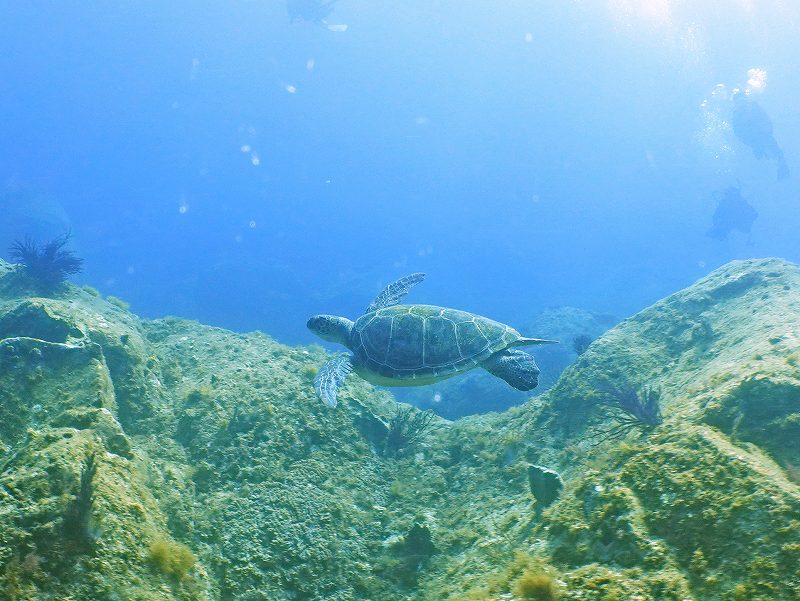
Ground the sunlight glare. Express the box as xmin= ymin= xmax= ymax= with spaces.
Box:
xmin=746 ymin=67 xmax=767 ymax=93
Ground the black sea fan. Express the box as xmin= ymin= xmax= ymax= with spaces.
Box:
xmin=384 ymin=406 xmax=438 ymax=456
xmin=590 ymin=380 xmax=663 ymax=445
xmin=9 ymin=233 xmax=84 ymax=290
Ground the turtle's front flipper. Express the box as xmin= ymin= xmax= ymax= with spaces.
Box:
xmin=314 ymin=354 xmax=353 ymax=407
xmin=482 ymin=349 xmax=540 ymax=391
xmin=367 ymin=273 xmax=425 ymax=313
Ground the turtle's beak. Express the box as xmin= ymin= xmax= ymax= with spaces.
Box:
xmin=307 ymin=314 xmax=352 ymax=344
xmin=307 ymin=315 xmax=335 ymax=342
xmin=307 ymin=315 xmax=324 ymax=333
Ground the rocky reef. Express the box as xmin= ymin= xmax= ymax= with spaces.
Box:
xmin=0 ymin=257 xmax=798 ymax=600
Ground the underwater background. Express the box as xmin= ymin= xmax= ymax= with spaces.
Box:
xmin=2 ymin=1 xmax=799 ymax=344
xmin=1 ymin=2 xmax=800 ymax=601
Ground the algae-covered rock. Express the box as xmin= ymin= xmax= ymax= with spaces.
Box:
xmin=0 ymin=256 xmax=798 ymax=600
xmin=0 ymin=337 xmax=115 ymax=447
xmin=528 ymin=464 xmax=564 ymax=509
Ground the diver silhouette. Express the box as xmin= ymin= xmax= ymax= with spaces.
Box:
xmin=286 ymin=0 xmax=335 ymax=24
xmin=731 ymin=90 xmax=790 ymax=180
xmin=707 ymin=186 xmax=758 ymax=241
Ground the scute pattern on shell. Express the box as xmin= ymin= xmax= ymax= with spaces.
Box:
xmin=350 ymin=304 xmax=520 ymax=380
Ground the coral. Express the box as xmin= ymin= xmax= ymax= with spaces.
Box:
xmin=8 ymin=233 xmax=83 ymax=291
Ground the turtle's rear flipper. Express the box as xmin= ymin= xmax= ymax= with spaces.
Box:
xmin=483 ymin=349 xmax=540 ymax=391
xmin=314 ymin=354 xmax=353 ymax=408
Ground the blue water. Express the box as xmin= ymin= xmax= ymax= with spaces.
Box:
xmin=1 ymin=1 xmax=798 ymax=344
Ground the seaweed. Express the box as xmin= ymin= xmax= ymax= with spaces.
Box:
xmin=8 ymin=233 xmax=83 ymax=291
xmin=514 ymin=571 xmax=560 ymax=600
xmin=148 ymin=538 xmax=196 ymax=581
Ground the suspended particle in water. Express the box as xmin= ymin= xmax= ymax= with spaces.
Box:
xmin=285 ymin=84 xmax=297 ymax=94
xmin=249 ymin=220 xmax=257 ymax=229
xmin=190 ymin=58 xmax=200 ymax=80
xmin=179 ymin=203 xmax=189 ymax=214
xmin=306 ymin=58 xmax=315 ymax=71
xmin=251 ymin=153 xmax=261 ymax=166
xmin=240 ymin=144 xmax=251 ymax=153
xmin=524 ymin=32 xmax=533 ymax=43
xmin=126 ymin=266 xmax=135 ymax=275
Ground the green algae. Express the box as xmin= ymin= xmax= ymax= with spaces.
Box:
xmin=149 ymin=537 xmax=197 ymax=580
xmin=0 ymin=257 xmax=798 ymax=600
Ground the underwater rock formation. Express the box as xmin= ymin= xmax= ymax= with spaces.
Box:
xmin=0 ymin=257 xmax=798 ymax=600
xmin=527 ymin=464 xmax=564 ymax=509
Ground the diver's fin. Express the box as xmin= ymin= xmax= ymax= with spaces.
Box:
xmin=367 ymin=273 xmax=426 ymax=313
xmin=322 ymin=20 xmax=348 ymax=32
xmin=515 ymin=337 xmax=559 ymax=347
xmin=314 ymin=354 xmax=353 ymax=408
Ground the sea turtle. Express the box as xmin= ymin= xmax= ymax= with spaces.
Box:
xmin=307 ymin=273 xmax=557 ymax=407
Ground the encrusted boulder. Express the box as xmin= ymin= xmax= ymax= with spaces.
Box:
xmin=527 ymin=464 xmax=564 ymax=508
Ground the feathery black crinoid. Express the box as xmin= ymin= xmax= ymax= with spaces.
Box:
xmin=9 ymin=233 xmax=83 ymax=291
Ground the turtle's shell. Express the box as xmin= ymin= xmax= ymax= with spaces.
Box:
xmin=349 ymin=304 xmax=521 ymax=384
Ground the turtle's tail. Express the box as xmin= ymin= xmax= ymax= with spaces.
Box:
xmin=515 ymin=337 xmax=559 ymax=347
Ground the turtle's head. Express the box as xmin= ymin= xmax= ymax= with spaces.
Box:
xmin=307 ymin=315 xmax=354 ymax=345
